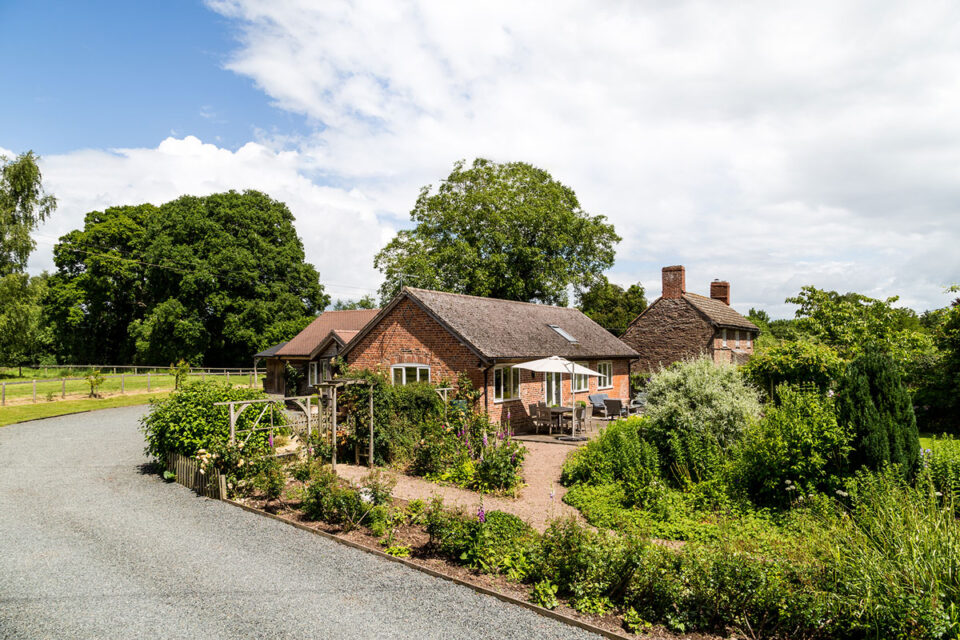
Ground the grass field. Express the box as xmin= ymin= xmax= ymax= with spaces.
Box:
xmin=0 ymin=392 xmax=172 ymax=428
xmin=1 ymin=373 xmax=258 ymax=405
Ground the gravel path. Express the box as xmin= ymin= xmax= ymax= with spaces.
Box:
xmin=336 ymin=441 xmax=584 ymax=531
xmin=0 ymin=407 xmax=599 ymax=640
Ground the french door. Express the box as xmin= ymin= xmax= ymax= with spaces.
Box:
xmin=545 ymin=372 xmax=563 ymax=406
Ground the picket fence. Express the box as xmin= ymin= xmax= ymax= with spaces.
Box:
xmin=165 ymin=451 xmax=227 ymax=500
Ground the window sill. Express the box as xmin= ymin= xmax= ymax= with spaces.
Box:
xmin=597 ymin=385 xmax=613 ymax=390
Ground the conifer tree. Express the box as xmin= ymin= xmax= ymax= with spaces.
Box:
xmin=836 ymin=350 xmax=920 ymax=477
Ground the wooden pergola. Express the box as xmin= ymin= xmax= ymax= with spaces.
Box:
xmin=314 ymin=378 xmax=374 ymax=470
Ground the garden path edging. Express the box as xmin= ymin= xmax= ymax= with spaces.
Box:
xmin=223 ymin=498 xmax=634 ymax=640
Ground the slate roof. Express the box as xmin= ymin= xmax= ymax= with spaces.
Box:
xmin=276 ymin=309 xmax=380 ymax=357
xmin=348 ymin=287 xmax=638 ymax=361
xmin=682 ymin=293 xmax=759 ymax=331
xmin=254 ymin=342 xmax=287 ymax=358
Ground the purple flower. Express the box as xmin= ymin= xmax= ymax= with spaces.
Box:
xmin=507 ymin=409 xmax=511 ymax=421
xmin=269 ymin=433 xmax=274 ymax=448
xmin=477 ymin=506 xmax=486 ymax=523
xmin=510 ymin=453 xmax=516 ymax=464
xmin=482 ymin=432 xmax=488 ymax=447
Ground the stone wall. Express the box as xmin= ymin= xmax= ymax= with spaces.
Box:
xmin=621 ymin=298 xmax=715 ymax=374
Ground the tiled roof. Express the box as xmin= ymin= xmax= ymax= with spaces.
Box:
xmin=276 ymin=309 xmax=380 ymax=357
xmin=403 ymin=288 xmax=638 ymax=360
xmin=682 ymin=293 xmax=759 ymax=331
xmin=254 ymin=341 xmax=287 ymax=358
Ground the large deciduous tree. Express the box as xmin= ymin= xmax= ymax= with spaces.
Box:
xmin=374 ymin=159 xmax=620 ymax=305
xmin=0 ymin=151 xmax=57 ymax=369
xmin=576 ymin=276 xmax=646 ymax=335
xmin=45 ymin=191 xmax=328 ymax=366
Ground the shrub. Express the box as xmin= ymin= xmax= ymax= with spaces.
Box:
xmin=836 ymin=350 xmax=921 ymax=477
xmin=140 ymin=381 xmax=280 ymax=461
xmin=425 ymin=500 xmax=537 ymax=574
xmin=819 ymin=467 xmax=960 ymax=639
xmin=742 ymin=340 xmax=845 ymax=398
xmin=290 ymin=457 xmax=326 ymax=483
xmin=733 ymin=385 xmax=851 ymax=508
xmin=251 ymin=458 xmax=286 ymax=501
xmin=359 ymin=469 xmax=395 ymax=506
xmin=644 ymin=357 xmax=761 ymax=485
xmin=86 ymin=368 xmax=104 ymax=397
xmin=561 ymin=416 xmax=659 ymax=502
xmin=924 ymin=435 xmax=960 ymax=503
xmin=302 ymin=467 xmax=368 ymax=529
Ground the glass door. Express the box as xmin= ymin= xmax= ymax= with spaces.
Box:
xmin=545 ymin=372 xmax=563 ymax=406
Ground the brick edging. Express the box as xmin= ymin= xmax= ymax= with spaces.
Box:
xmin=222 ymin=498 xmax=634 ymax=640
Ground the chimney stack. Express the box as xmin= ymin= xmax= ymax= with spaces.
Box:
xmin=710 ymin=279 xmax=730 ymax=305
xmin=662 ymin=265 xmax=685 ymax=299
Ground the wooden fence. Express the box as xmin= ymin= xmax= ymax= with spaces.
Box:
xmin=165 ymin=451 xmax=227 ymax=500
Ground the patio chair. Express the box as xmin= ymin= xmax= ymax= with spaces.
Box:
xmin=561 ymin=404 xmax=587 ymax=435
xmin=587 ymin=393 xmax=608 ymax=414
xmin=629 ymin=392 xmax=648 ymax=415
xmin=532 ymin=405 xmax=552 ymax=435
xmin=602 ymin=398 xmax=627 ymax=419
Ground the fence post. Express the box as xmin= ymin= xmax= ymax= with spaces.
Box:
xmin=147 ymin=372 xmax=151 ymax=392
xmin=1 ymin=382 xmax=5 ymax=406
xmin=229 ymin=404 xmax=236 ymax=445
xmin=226 ymin=371 xmax=230 ymax=385
xmin=133 ymin=367 xmax=137 ymax=375
xmin=249 ymin=373 xmax=252 ymax=389
xmin=121 ymin=374 xmax=125 ymax=394
xmin=61 ymin=378 xmax=66 ymax=399
xmin=33 ymin=380 xmax=37 ymax=403
xmin=202 ymin=370 xmax=206 ymax=382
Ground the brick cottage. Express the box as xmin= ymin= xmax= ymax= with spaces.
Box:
xmin=339 ymin=287 xmax=638 ymax=427
xmin=620 ymin=265 xmax=759 ymax=374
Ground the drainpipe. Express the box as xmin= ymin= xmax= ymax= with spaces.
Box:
xmin=482 ymin=361 xmax=495 ymax=415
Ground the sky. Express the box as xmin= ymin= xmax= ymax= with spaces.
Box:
xmin=3 ymin=0 xmax=960 ymax=316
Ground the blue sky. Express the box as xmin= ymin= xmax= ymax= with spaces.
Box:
xmin=3 ymin=1 xmax=960 ymax=313
xmin=0 ymin=0 xmax=299 ymax=154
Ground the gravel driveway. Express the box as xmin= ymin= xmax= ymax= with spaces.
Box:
xmin=0 ymin=407 xmax=599 ymax=639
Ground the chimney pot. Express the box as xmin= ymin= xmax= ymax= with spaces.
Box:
xmin=710 ymin=280 xmax=731 ymax=305
xmin=662 ymin=265 xmax=685 ymax=299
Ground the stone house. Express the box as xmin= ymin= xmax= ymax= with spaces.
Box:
xmin=340 ymin=287 xmax=638 ymax=427
xmin=620 ymin=265 xmax=759 ymax=374
xmin=255 ymin=308 xmax=380 ymax=395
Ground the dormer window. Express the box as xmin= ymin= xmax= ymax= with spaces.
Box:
xmin=548 ymin=324 xmax=578 ymax=344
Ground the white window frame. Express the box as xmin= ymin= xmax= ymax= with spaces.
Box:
xmin=545 ymin=371 xmax=562 ymax=406
xmin=494 ymin=365 xmax=521 ymax=403
xmin=735 ymin=330 xmax=741 ymax=348
xmin=597 ymin=361 xmax=613 ymax=390
xmin=391 ymin=363 xmax=430 ymax=386
xmin=722 ymin=329 xmax=728 ymax=347
xmin=573 ymin=361 xmax=589 ymax=392
xmin=321 ymin=359 xmax=332 ymax=382
xmin=309 ymin=361 xmax=318 ymax=386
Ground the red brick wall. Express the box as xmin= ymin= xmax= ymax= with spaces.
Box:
xmin=712 ymin=328 xmax=756 ymax=366
xmin=621 ymin=298 xmax=715 ymax=374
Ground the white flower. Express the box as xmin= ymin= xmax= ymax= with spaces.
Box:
xmin=359 ymin=488 xmax=374 ymax=504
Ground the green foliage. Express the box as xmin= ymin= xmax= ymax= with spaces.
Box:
xmin=332 ymin=295 xmax=376 ymax=310
xmin=290 ymin=457 xmax=326 ymax=483
xmin=85 ymin=368 xmax=105 ymax=397
xmin=742 ymin=340 xmax=845 ymax=397
xmin=836 ymin=350 xmax=921 ymax=477
xmin=561 ymin=416 xmax=659 ymax=502
xmin=384 ymin=545 xmax=411 ymax=557
xmin=359 ymin=469 xmax=395 ymax=506
xmin=0 ymin=273 xmax=50 ymax=367
xmin=733 ymin=386 xmax=851 ymax=508
xmin=251 ymin=458 xmax=286 ymax=501
xmin=374 ymin=158 xmax=620 ymax=305
xmin=171 ymin=358 xmax=191 ymax=389
xmin=1 ymin=151 xmax=57 ymax=276
xmin=576 ymin=276 xmax=646 ymax=335
xmin=918 ymin=295 xmax=960 ymax=432
xmin=530 ymin=579 xmax=559 ymax=609
xmin=820 ymin=467 xmax=960 ymax=639
xmin=924 ymin=436 xmax=960 ymax=503
xmin=45 ymin=191 xmax=327 ymax=365
xmin=644 ymin=358 xmax=761 ymax=485
xmin=302 ymin=467 xmax=368 ymax=529
xmin=139 ymin=380 xmax=278 ymax=460
xmin=283 ymin=362 xmax=304 ymax=397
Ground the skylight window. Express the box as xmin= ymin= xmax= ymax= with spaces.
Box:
xmin=548 ymin=324 xmax=578 ymax=343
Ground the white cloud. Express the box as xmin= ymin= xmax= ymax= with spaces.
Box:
xmin=21 ymin=1 xmax=960 ymax=315
xmin=29 ymin=137 xmax=391 ymax=301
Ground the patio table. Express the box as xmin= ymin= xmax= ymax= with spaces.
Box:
xmin=547 ymin=406 xmax=572 ymax=432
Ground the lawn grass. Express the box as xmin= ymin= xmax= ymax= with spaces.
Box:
xmin=0 ymin=392 xmax=171 ymax=428
xmin=1 ymin=373 xmax=256 ymax=402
